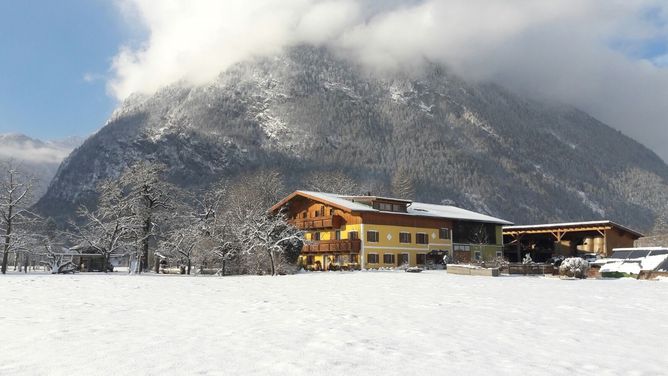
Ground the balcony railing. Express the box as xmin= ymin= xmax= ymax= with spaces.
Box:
xmin=290 ymin=215 xmax=343 ymax=230
xmin=302 ymin=239 xmax=361 ymax=254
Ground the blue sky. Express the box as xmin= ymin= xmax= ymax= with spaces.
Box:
xmin=0 ymin=0 xmax=133 ymax=140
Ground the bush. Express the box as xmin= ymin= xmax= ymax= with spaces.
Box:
xmin=559 ymin=257 xmax=589 ymax=279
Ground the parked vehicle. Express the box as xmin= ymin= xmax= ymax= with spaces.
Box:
xmin=598 ymin=247 xmax=668 ymax=278
xmin=578 ymin=252 xmax=600 ymax=264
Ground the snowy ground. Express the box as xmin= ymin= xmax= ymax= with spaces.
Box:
xmin=1 ymin=271 xmax=667 ymax=375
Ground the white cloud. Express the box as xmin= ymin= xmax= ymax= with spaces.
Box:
xmin=652 ymin=54 xmax=668 ymax=67
xmin=0 ymin=142 xmax=72 ymax=164
xmin=109 ymin=0 xmax=668 ymax=161
xmin=83 ymin=72 xmax=104 ymax=83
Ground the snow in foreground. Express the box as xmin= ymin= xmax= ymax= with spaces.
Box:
xmin=1 ymin=272 xmax=667 ymax=375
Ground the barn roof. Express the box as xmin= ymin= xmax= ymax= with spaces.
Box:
xmin=503 ymin=220 xmax=643 ymax=238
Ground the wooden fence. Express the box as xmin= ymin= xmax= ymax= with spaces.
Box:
xmin=504 ymin=263 xmax=555 ymax=275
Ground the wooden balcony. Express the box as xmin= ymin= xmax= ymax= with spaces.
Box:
xmin=303 ymin=239 xmax=361 ymax=254
xmin=290 ymin=215 xmax=343 ymax=230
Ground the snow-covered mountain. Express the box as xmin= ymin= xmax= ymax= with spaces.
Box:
xmin=0 ymin=133 xmax=83 ymax=202
xmin=35 ymin=46 xmax=668 ymax=232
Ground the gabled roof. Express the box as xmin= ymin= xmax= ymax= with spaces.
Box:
xmin=271 ymin=190 xmax=513 ymax=225
xmin=270 ymin=191 xmax=377 ymax=213
xmin=503 ymin=220 xmax=644 ymax=238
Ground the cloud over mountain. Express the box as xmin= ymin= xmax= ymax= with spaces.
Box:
xmin=110 ymin=0 xmax=668 ymax=161
xmin=0 ymin=134 xmax=78 ymax=164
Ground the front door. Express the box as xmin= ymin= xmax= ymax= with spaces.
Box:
xmin=399 ymin=253 xmax=409 ymax=266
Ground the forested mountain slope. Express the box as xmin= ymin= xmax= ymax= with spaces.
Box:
xmin=36 ymin=47 xmax=668 ymax=232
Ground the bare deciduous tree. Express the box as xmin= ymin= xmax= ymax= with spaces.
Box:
xmin=228 ymin=169 xmax=286 ymax=212
xmin=116 ymin=161 xmax=173 ymax=273
xmin=161 ymin=220 xmax=200 ymax=275
xmin=0 ymin=163 xmax=37 ymax=274
xmin=33 ymin=218 xmax=77 ymax=274
xmin=69 ymin=181 xmax=134 ymax=273
xmin=163 ymin=182 xmax=233 ymax=275
xmin=469 ymin=224 xmax=490 ymax=245
xmin=236 ymin=210 xmax=303 ymax=276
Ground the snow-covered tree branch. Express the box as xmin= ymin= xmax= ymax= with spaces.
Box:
xmin=0 ymin=162 xmax=39 ymax=274
xmin=68 ymin=180 xmax=135 ymax=273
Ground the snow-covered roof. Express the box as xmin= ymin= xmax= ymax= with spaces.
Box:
xmin=612 ymin=247 xmax=668 ymax=251
xmin=504 ymin=220 xmax=643 ymax=237
xmin=272 ymin=190 xmax=512 ymax=225
xmin=407 ymin=202 xmax=513 ymax=225
xmin=294 ymin=191 xmax=377 ymax=212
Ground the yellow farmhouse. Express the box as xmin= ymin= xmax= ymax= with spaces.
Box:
xmin=270 ymin=191 xmax=512 ymax=270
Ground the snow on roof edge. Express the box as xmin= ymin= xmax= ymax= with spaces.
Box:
xmin=504 ymin=220 xmax=643 ymax=237
xmin=293 ymin=190 xmax=512 ymax=225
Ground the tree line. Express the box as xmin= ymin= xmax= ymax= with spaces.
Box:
xmin=0 ymin=161 xmax=306 ymax=276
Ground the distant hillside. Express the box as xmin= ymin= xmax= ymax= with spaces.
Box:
xmin=0 ymin=133 xmax=83 ymax=202
xmin=36 ymin=46 xmax=668 ymax=232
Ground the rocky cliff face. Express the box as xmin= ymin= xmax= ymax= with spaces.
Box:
xmin=36 ymin=46 xmax=668 ymax=232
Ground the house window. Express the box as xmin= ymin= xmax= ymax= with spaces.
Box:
xmin=454 ymin=244 xmax=471 ymax=252
xmin=335 ymin=230 xmax=341 ymax=240
xmin=399 ymin=253 xmax=409 ymax=265
xmin=439 ymin=228 xmax=450 ymax=240
xmin=367 ymin=254 xmax=379 ymax=264
xmin=416 ymin=253 xmax=426 ymax=265
xmin=392 ymin=204 xmax=405 ymax=212
xmin=399 ymin=232 xmax=411 ymax=243
xmin=350 ymin=254 xmax=359 ymax=264
xmin=306 ymin=255 xmax=315 ymax=264
xmin=330 ymin=208 xmax=335 ymax=216
xmin=383 ymin=254 xmax=395 ymax=264
xmin=474 ymin=251 xmax=481 ymax=261
xmin=348 ymin=231 xmax=359 ymax=240
xmin=367 ymin=231 xmax=379 ymax=243
xmin=313 ymin=232 xmax=320 ymax=241
xmin=416 ymin=233 xmax=429 ymax=244
xmin=302 ymin=212 xmax=307 ymax=219
xmin=496 ymin=251 xmax=502 ymax=258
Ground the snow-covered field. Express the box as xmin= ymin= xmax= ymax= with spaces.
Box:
xmin=1 ymin=272 xmax=667 ymax=375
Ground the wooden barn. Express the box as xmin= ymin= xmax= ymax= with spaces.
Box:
xmin=503 ymin=220 xmax=643 ymax=262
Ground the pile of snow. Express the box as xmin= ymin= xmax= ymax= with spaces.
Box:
xmin=1 ymin=272 xmax=667 ymax=375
